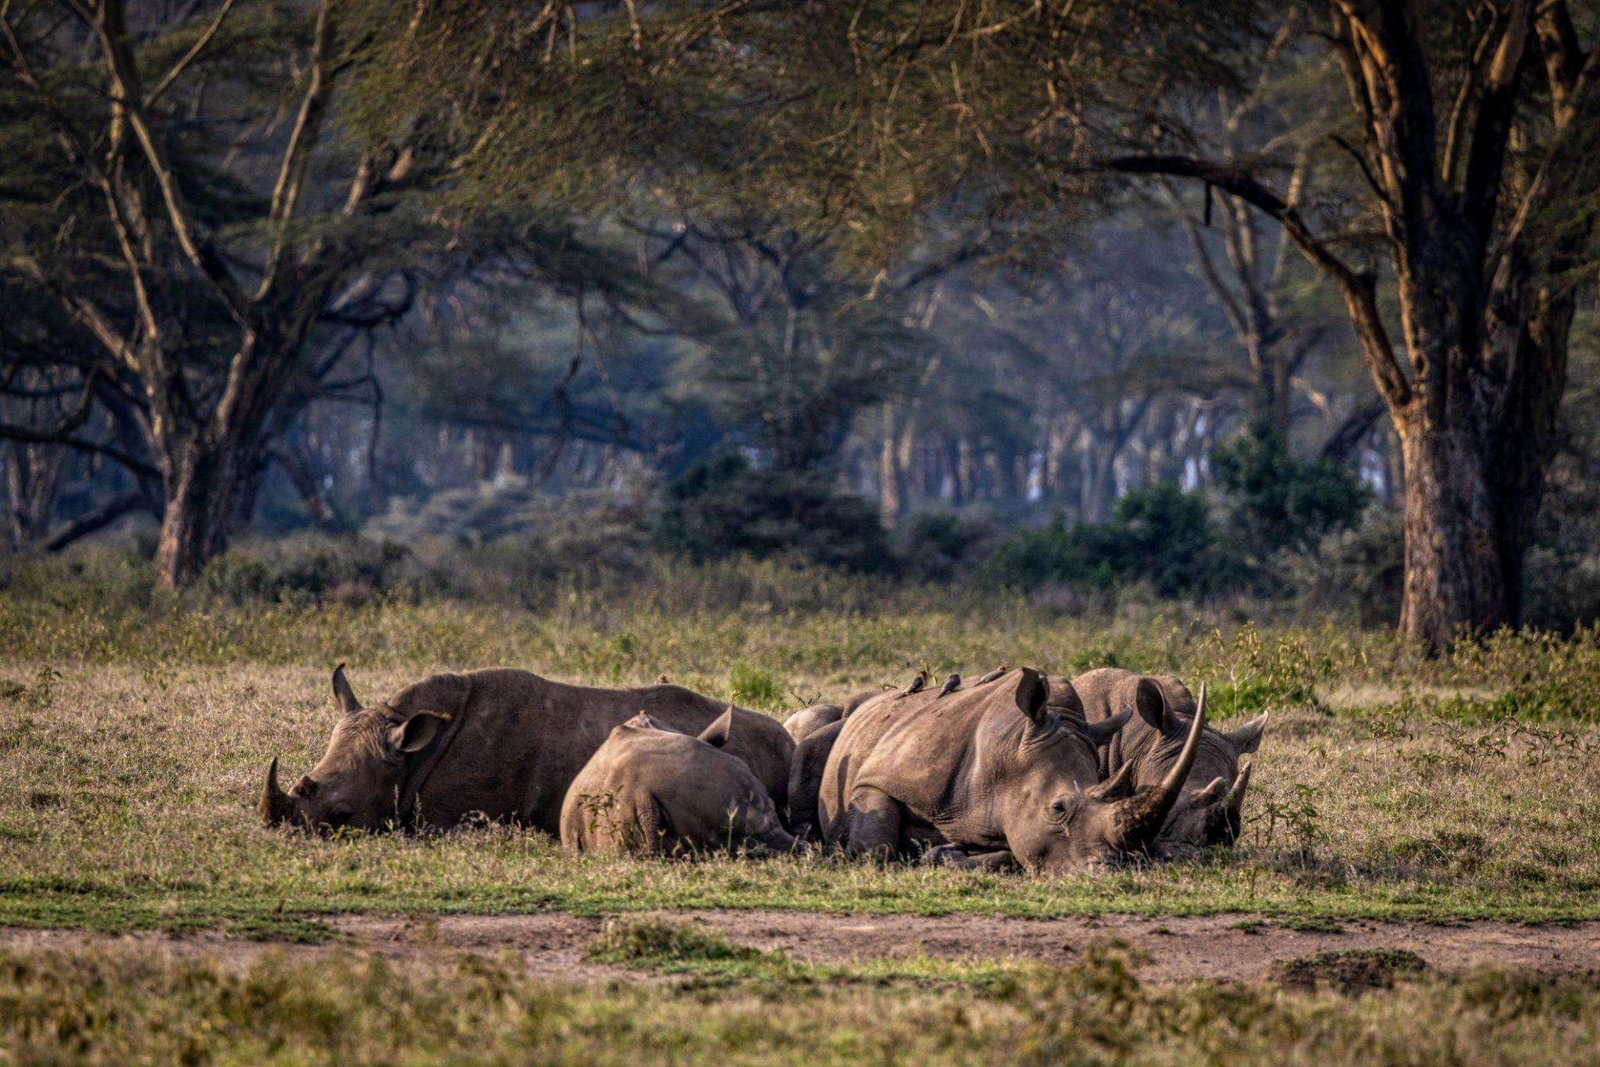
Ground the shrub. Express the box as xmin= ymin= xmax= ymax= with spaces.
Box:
xmin=1212 ymin=435 xmax=1369 ymax=558
xmin=654 ymin=452 xmax=889 ymax=571
xmin=984 ymin=483 xmax=1240 ymax=597
xmin=199 ymin=534 xmax=419 ymax=605
xmin=890 ymin=509 xmax=997 ymax=581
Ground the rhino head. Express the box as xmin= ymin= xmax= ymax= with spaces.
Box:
xmin=1002 ymin=670 xmax=1209 ymax=872
xmin=1127 ymin=679 xmax=1265 ymax=849
xmin=259 ymin=665 xmax=454 ymax=833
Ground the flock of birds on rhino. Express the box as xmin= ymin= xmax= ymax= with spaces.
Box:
xmin=260 ymin=663 xmax=1268 ymax=872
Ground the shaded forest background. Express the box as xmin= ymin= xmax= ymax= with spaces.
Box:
xmin=3 ymin=0 xmax=1599 ymax=638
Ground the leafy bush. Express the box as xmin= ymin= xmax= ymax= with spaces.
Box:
xmin=1279 ymin=509 xmax=1405 ymax=627
xmin=984 ymin=483 xmax=1239 ymax=597
xmin=728 ymin=662 xmax=781 ymax=708
xmin=199 ymin=534 xmax=420 ymax=605
xmin=1212 ymin=435 xmax=1369 ymax=558
xmin=889 ymin=509 xmax=997 ymax=581
xmin=654 ymin=452 xmax=889 ymax=571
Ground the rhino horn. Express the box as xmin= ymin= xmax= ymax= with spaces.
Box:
xmin=1083 ymin=707 xmax=1132 ymax=747
xmin=1223 ymin=760 xmax=1253 ymax=815
xmin=332 ymin=663 xmax=361 ymax=714
xmin=259 ymin=757 xmax=298 ymax=827
xmin=1193 ymin=776 xmax=1228 ymax=806
xmin=1109 ymin=681 xmax=1207 ymax=851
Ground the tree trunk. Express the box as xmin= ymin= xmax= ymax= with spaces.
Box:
xmin=153 ymin=435 xmax=242 ymax=586
xmin=1393 ymin=301 xmax=1567 ymax=646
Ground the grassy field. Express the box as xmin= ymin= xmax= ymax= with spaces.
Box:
xmin=4 ymin=550 xmax=1600 ymax=1060
xmin=6 ymin=927 xmax=1600 ymax=1064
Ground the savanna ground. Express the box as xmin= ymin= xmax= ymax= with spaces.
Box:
xmin=5 ymin=549 xmax=1600 ymax=1063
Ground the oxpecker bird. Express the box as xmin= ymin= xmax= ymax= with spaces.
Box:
xmin=937 ymin=673 xmax=961 ymax=697
xmin=975 ymin=665 xmax=1007 ymax=685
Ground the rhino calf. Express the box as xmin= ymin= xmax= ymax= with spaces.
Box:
xmin=561 ymin=710 xmax=796 ymax=857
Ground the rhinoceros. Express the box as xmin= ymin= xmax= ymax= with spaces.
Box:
xmin=560 ymin=709 xmax=795 ymax=856
xmin=783 ymin=703 xmax=843 ymax=745
xmin=817 ymin=667 xmax=1204 ymax=871
xmin=787 ymin=717 xmax=842 ymax=841
xmin=259 ymin=666 xmax=794 ymax=834
xmin=1069 ymin=667 xmax=1264 ymax=849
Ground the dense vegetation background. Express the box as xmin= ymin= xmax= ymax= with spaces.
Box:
xmin=3 ymin=1 xmax=1597 ymax=647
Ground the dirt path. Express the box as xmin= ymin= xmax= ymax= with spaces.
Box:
xmin=6 ymin=912 xmax=1599 ymax=984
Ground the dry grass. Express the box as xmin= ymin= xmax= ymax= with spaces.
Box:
xmin=2 ymin=655 xmax=1599 ymax=931
xmin=5 ymin=939 xmax=1600 ymax=1065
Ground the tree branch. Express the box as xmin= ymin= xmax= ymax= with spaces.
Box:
xmin=143 ymin=0 xmax=236 ymax=108
xmin=1102 ymin=154 xmax=1412 ymax=410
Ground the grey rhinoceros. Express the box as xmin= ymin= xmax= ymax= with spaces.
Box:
xmin=560 ymin=709 xmax=795 ymax=856
xmin=259 ymin=666 xmax=794 ymax=834
xmin=1069 ymin=667 xmax=1264 ymax=849
xmin=817 ymin=667 xmax=1204 ymax=871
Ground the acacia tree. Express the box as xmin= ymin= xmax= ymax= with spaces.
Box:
xmin=0 ymin=0 xmax=652 ymax=582
xmin=1107 ymin=1 xmax=1600 ymax=644
xmin=713 ymin=0 xmax=1599 ymax=645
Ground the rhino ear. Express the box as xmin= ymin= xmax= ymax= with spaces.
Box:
xmin=1013 ymin=668 xmax=1051 ymax=728
xmin=1133 ymin=678 xmax=1168 ymax=731
xmin=698 ymin=706 xmax=735 ymax=749
xmin=332 ymin=663 xmax=362 ymax=714
xmin=387 ymin=711 xmax=451 ymax=754
xmin=1223 ymin=713 xmax=1269 ymax=755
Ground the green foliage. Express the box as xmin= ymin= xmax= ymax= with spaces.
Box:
xmin=655 ymin=453 xmax=889 ymax=571
xmin=728 ymin=663 xmax=782 ymax=709
xmin=985 ymin=483 xmax=1237 ymax=597
xmin=587 ymin=917 xmax=764 ymax=969
xmin=199 ymin=535 xmax=418 ymax=606
xmin=890 ymin=510 xmax=997 ymax=581
xmin=1212 ymin=435 xmax=1369 ymax=558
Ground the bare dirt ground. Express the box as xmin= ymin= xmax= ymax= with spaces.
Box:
xmin=5 ymin=912 xmax=1599 ymax=985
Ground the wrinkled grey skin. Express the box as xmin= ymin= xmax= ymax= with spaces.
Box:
xmin=560 ymin=710 xmax=796 ymax=857
xmin=260 ymin=666 xmax=794 ymax=834
xmin=1069 ymin=668 xmax=1264 ymax=850
xmin=787 ymin=718 xmax=842 ymax=841
xmin=818 ymin=667 xmax=1205 ymax=872
xmin=784 ymin=704 xmax=843 ymax=746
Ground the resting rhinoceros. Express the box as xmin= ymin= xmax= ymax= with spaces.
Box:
xmin=259 ymin=666 xmax=794 ymax=834
xmin=817 ymin=667 xmax=1203 ymax=871
xmin=560 ymin=709 xmax=795 ymax=856
xmin=1069 ymin=667 xmax=1264 ymax=849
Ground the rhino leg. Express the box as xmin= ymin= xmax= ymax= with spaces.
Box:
xmin=924 ymin=845 xmax=1020 ymax=872
xmin=841 ymin=786 xmax=907 ymax=862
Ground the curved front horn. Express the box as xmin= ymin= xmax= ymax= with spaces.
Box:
xmin=1108 ymin=681 xmax=1208 ymax=851
xmin=259 ymin=757 xmax=298 ymax=827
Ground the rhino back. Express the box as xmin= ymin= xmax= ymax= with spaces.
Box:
xmin=410 ymin=670 xmax=791 ymax=833
xmin=819 ymin=682 xmax=1008 ymax=846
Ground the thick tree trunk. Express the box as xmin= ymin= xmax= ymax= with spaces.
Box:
xmin=153 ymin=436 xmax=242 ymax=586
xmin=1396 ymin=409 xmax=1510 ymax=642
xmin=1393 ymin=302 xmax=1567 ymax=646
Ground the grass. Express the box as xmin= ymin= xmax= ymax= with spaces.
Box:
xmin=2 ymin=638 xmax=1600 ymax=930
xmin=5 ymin=548 xmax=1600 ymax=1058
xmin=5 ymin=939 xmax=1600 ymax=1064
